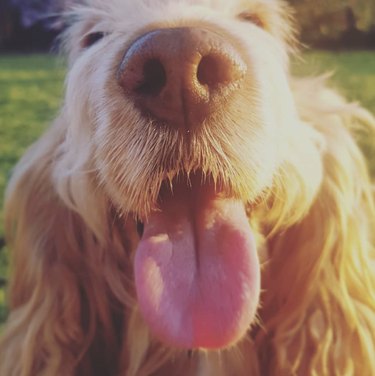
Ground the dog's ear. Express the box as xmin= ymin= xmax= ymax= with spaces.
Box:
xmin=257 ymin=84 xmax=375 ymax=374
xmin=0 ymin=118 xmax=136 ymax=374
xmin=57 ymin=5 xmax=109 ymax=65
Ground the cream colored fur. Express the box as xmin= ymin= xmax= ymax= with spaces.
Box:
xmin=1 ymin=0 xmax=375 ymax=375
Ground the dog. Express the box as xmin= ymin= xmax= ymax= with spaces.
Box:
xmin=1 ymin=0 xmax=375 ymax=375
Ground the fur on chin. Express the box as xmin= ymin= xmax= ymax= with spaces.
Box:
xmin=1 ymin=0 xmax=375 ymax=375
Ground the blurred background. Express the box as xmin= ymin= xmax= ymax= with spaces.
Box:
xmin=289 ymin=0 xmax=375 ymax=49
xmin=1 ymin=0 xmax=375 ymax=51
xmin=0 ymin=0 xmax=375 ymax=325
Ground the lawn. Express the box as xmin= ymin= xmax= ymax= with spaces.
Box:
xmin=0 ymin=51 xmax=375 ymax=324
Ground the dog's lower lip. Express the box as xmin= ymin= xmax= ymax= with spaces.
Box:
xmin=157 ymin=172 xmax=227 ymax=205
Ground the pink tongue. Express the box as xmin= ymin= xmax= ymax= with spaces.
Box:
xmin=134 ymin=185 xmax=260 ymax=349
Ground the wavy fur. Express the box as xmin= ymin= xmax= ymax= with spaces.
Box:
xmin=1 ymin=1 xmax=375 ymax=375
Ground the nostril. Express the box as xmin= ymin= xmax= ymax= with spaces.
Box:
xmin=197 ymin=54 xmax=234 ymax=89
xmin=119 ymin=28 xmax=247 ymax=129
xmin=136 ymin=58 xmax=167 ymax=96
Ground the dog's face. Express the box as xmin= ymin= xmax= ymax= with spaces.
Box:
xmin=59 ymin=0 xmax=307 ymax=350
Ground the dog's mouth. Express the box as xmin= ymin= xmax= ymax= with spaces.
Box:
xmin=134 ymin=173 xmax=260 ymax=349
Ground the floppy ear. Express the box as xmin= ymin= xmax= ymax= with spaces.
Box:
xmin=256 ymin=81 xmax=375 ymax=374
xmin=0 ymin=117 xmax=137 ymax=375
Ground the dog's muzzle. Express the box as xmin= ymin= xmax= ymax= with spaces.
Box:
xmin=116 ymin=27 xmax=260 ymax=351
xmin=117 ymin=27 xmax=247 ymax=130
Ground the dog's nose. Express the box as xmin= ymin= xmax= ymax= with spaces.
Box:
xmin=118 ymin=27 xmax=247 ymax=130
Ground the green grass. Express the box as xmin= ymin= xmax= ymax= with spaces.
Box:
xmin=0 ymin=51 xmax=375 ymax=324
xmin=0 ymin=54 xmax=65 ymax=230
xmin=293 ymin=51 xmax=375 ymax=112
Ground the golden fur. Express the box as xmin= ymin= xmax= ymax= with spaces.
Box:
xmin=1 ymin=0 xmax=375 ymax=375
